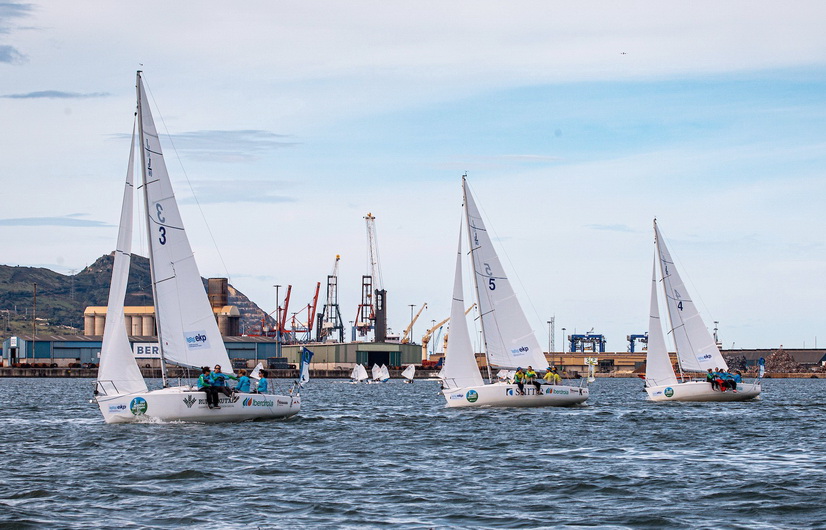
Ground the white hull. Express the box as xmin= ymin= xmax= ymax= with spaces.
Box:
xmin=442 ymin=382 xmax=589 ymax=408
xmin=95 ymin=386 xmax=300 ymax=424
xmin=646 ymin=380 xmax=761 ymax=402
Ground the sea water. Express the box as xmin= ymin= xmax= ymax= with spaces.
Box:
xmin=0 ymin=377 xmax=824 ymax=528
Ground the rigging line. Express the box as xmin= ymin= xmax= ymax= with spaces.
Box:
xmin=141 ymin=73 xmax=232 ymax=283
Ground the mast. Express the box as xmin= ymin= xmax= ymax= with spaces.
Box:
xmin=654 ymin=219 xmax=684 ymax=381
xmin=136 ymin=71 xmax=170 ymax=387
xmin=462 ymin=174 xmax=493 ymax=383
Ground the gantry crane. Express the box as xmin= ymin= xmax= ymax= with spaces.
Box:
xmin=355 ymin=212 xmax=387 ymax=342
xmin=317 ymin=255 xmax=345 ymax=343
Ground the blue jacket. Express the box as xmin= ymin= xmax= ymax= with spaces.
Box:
xmin=197 ymin=373 xmax=212 ymax=389
xmin=733 ymin=373 xmax=742 ymax=383
xmin=257 ymin=377 xmax=268 ymax=393
xmin=236 ymin=376 xmax=251 ymax=393
xmin=210 ymin=371 xmax=237 ymax=387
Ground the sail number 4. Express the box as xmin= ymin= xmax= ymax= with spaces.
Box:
xmin=156 ymin=203 xmax=167 ymax=245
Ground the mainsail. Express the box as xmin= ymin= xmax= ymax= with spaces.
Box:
xmin=97 ymin=123 xmax=148 ymax=396
xmin=136 ymin=73 xmax=233 ymax=373
xmin=463 ymin=179 xmax=547 ymax=369
xmin=654 ymin=220 xmax=727 ymax=372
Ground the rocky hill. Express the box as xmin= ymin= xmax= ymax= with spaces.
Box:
xmin=0 ymin=254 xmax=274 ymax=337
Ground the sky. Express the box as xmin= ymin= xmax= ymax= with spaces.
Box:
xmin=2 ymin=1 xmax=826 ymax=351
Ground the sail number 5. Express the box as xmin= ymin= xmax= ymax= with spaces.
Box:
xmin=156 ymin=203 xmax=167 ymax=245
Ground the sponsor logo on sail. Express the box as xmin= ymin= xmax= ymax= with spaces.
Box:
xmin=130 ymin=397 xmax=148 ymax=415
xmin=466 ymin=389 xmax=479 ymax=403
xmin=697 ymin=354 xmax=713 ymax=362
xmin=182 ymin=395 xmax=196 ymax=408
xmin=510 ymin=346 xmax=530 ymax=356
xmin=183 ymin=330 xmax=209 ymax=349
xmin=664 ymin=387 xmax=674 ymax=398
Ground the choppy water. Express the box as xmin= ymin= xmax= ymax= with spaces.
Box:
xmin=1 ymin=377 xmax=825 ymax=529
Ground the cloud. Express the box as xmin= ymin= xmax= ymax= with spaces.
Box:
xmin=178 ymin=179 xmax=296 ymax=205
xmin=0 ymin=44 xmax=23 ymax=63
xmin=0 ymin=90 xmax=109 ymax=98
xmin=0 ymin=2 xmax=34 ymax=63
xmin=165 ymin=130 xmax=299 ymax=162
xmin=0 ymin=214 xmax=112 ymax=227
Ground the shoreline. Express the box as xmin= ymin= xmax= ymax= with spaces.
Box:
xmin=0 ymin=367 xmax=824 ymax=379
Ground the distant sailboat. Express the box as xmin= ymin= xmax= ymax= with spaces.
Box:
xmin=644 ymin=220 xmax=761 ymax=402
xmin=440 ymin=176 xmax=589 ymax=407
xmin=350 ymin=364 xmax=369 ymax=383
xmin=93 ymin=72 xmax=301 ymax=423
xmin=401 ymin=364 xmax=415 ymax=383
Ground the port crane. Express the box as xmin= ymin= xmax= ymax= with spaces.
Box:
xmin=420 ymin=304 xmax=475 ymax=361
xmin=400 ymin=303 xmax=427 ymax=344
xmin=355 ymin=213 xmax=387 ymax=341
xmin=316 ymin=255 xmax=345 ymax=343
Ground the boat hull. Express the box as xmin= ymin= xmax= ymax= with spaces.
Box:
xmin=95 ymin=386 xmax=301 ymax=423
xmin=646 ymin=380 xmax=761 ymax=402
xmin=442 ymin=383 xmax=588 ymax=408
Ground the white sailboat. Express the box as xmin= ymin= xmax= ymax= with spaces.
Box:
xmin=93 ymin=72 xmax=301 ymax=423
xmin=440 ymin=176 xmax=589 ymax=408
xmin=350 ymin=364 xmax=369 ymax=383
xmin=401 ymin=364 xmax=415 ymax=383
xmin=644 ymin=220 xmax=761 ymax=402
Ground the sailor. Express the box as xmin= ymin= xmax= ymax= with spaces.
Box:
xmin=234 ymin=369 xmax=251 ymax=393
xmin=706 ymin=368 xmax=718 ymax=390
xmin=198 ymin=366 xmax=219 ymax=409
xmin=210 ymin=365 xmax=238 ymax=404
xmin=256 ymin=370 xmax=269 ymax=394
xmin=544 ymin=366 xmax=562 ymax=386
xmin=525 ymin=366 xmax=541 ymax=394
xmin=513 ymin=368 xmax=526 ymax=395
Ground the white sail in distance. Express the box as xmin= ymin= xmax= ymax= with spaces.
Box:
xmin=97 ymin=123 xmax=148 ymax=396
xmin=136 ymin=74 xmax=233 ymax=373
xmin=463 ymin=179 xmax=547 ymax=370
xmin=654 ymin=220 xmax=727 ymax=372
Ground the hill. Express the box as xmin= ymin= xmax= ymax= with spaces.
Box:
xmin=0 ymin=254 xmax=274 ymax=338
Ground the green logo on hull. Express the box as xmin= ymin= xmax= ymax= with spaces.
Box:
xmin=130 ymin=397 xmax=148 ymax=415
xmin=664 ymin=387 xmax=674 ymax=398
xmin=466 ymin=390 xmax=479 ymax=403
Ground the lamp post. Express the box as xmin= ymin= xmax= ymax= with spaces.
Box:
xmin=547 ymin=319 xmax=552 ymax=369
xmin=409 ymin=304 xmax=415 ymax=345
xmin=561 ymin=327 xmax=567 ymax=356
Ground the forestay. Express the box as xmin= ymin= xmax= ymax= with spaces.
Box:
xmin=463 ymin=180 xmax=547 ymax=370
xmin=97 ymin=124 xmax=148 ymax=396
xmin=137 ymin=77 xmax=233 ymax=373
xmin=654 ymin=221 xmax=727 ymax=372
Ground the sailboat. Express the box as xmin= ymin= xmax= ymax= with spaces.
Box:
xmin=93 ymin=72 xmax=301 ymax=423
xmin=401 ymin=364 xmax=415 ymax=383
xmin=350 ymin=364 xmax=369 ymax=383
xmin=440 ymin=176 xmax=589 ymax=408
xmin=644 ymin=219 xmax=761 ymax=402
